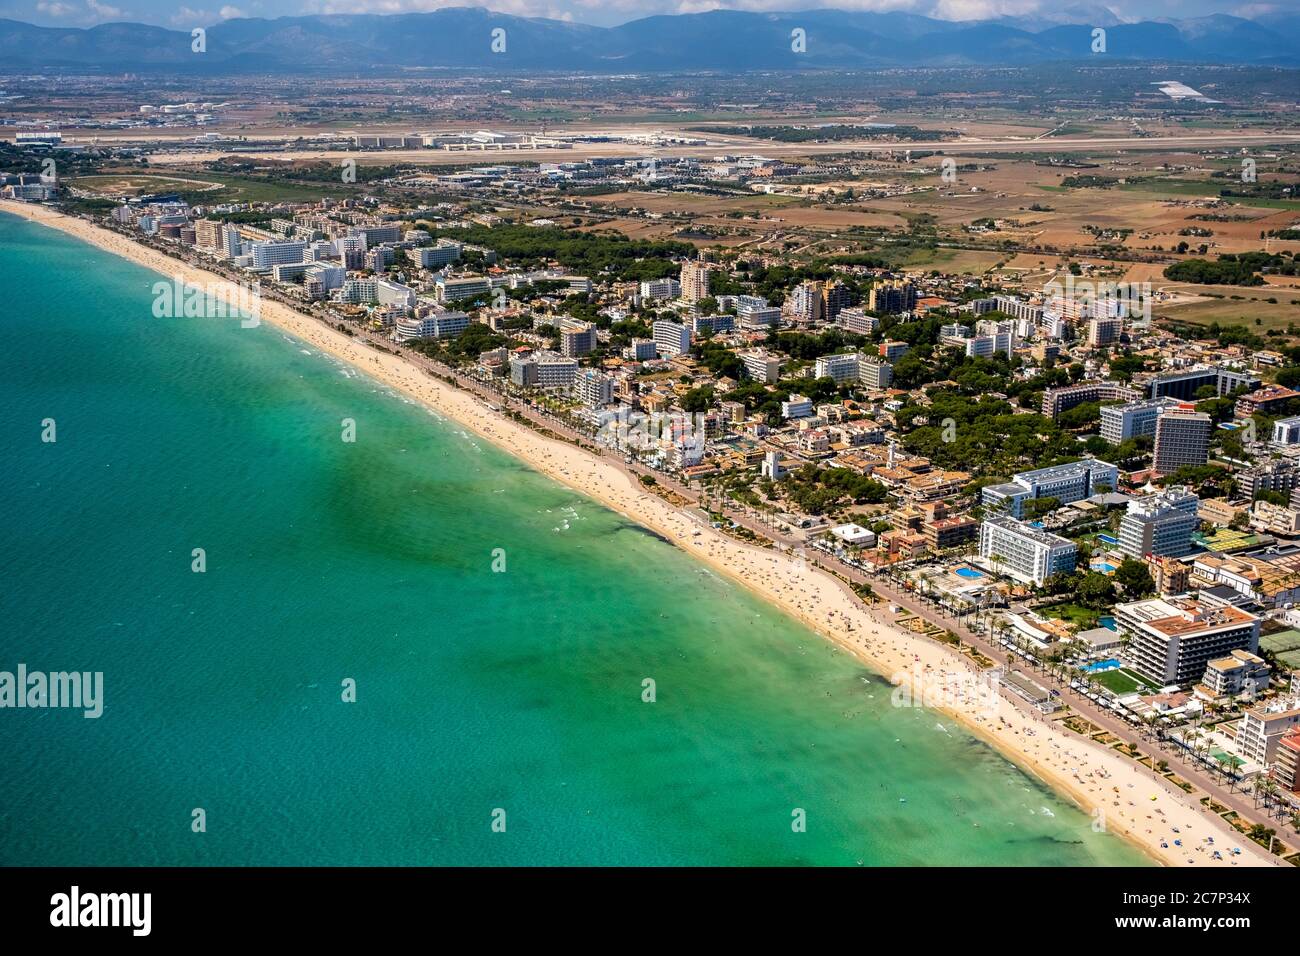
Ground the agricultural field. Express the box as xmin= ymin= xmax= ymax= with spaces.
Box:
xmin=67 ymin=173 xmax=226 ymax=197
xmin=69 ymin=169 xmax=350 ymax=204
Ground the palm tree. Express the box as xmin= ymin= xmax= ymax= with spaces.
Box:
xmin=989 ymin=552 xmax=1006 ymax=579
xmin=1262 ymin=778 xmax=1280 ymax=819
xmin=1142 ymin=711 xmax=1159 ymax=743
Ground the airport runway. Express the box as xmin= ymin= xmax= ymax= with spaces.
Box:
xmin=39 ymin=128 xmax=1300 ymax=167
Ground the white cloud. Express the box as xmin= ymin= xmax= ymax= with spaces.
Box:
xmin=930 ymin=0 xmax=1043 ymax=19
xmin=86 ymin=0 xmax=125 ymax=17
xmin=219 ymin=4 xmax=246 ymax=16
xmin=1232 ymin=2 xmax=1284 ymax=16
xmin=298 ymin=0 xmax=612 ymax=17
xmin=170 ymin=6 xmax=213 ymax=25
xmin=35 ymin=1 xmax=78 ymax=16
xmin=35 ymin=0 xmax=129 ymax=22
xmin=600 ymin=0 xmax=928 ymax=13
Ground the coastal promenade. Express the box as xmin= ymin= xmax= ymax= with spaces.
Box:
xmin=2 ymin=198 xmax=1283 ymax=867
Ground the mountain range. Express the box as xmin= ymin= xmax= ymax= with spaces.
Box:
xmin=1 ymin=7 xmax=1299 ymax=72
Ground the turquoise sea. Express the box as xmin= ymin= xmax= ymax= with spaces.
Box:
xmin=0 ymin=212 xmax=1147 ymax=865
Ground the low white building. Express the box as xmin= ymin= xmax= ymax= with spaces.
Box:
xmin=830 ymin=523 xmax=876 ymax=547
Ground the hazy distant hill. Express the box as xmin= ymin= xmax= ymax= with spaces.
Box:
xmin=0 ymin=7 xmax=1296 ymax=73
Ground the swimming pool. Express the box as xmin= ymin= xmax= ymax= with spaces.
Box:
xmin=1097 ymin=533 xmax=1118 ymax=545
xmin=1083 ymin=658 xmax=1122 ymax=673
xmin=1095 ymin=562 xmax=1117 ymax=573
xmin=1099 ymin=616 xmax=1117 ymax=631
xmin=954 ymin=567 xmax=985 ymax=579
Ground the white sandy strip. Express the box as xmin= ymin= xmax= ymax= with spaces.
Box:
xmin=3 ymin=199 xmax=1279 ymax=868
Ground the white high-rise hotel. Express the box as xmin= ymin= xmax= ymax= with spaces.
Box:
xmin=653 ymin=319 xmax=691 ymax=358
xmin=1118 ymin=487 xmax=1199 ymax=559
xmin=979 ymin=517 xmax=1078 ymax=586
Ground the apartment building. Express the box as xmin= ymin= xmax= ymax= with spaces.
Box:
xmin=679 ymin=261 xmax=712 ymax=303
xmin=1148 ymin=555 xmax=1191 ymax=596
xmin=857 ymin=356 xmax=893 ymax=390
xmin=510 ymin=351 xmax=578 ymax=388
xmin=814 ymin=353 xmax=861 ymax=386
xmin=413 ymin=241 xmax=462 ymax=268
xmin=965 ymin=332 xmax=1015 ymax=359
xmin=393 ymin=310 xmax=470 ymax=341
xmin=436 ymin=275 xmax=492 ymax=303
xmin=1199 ymin=650 xmax=1270 ymax=700
xmin=1086 ymin=315 xmax=1122 ymax=348
xmin=820 ymin=280 xmax=851 ymax=321
xmin=788 ymin=281 xmax=824 ymax=322
xmin=1235 ymin=385 xmax=1300 ymax=418
xmin=1272 ymin=416 xmax=1300 ymax=446
xmin=652 ymin=320 xmax=691 ymax=359
xmin=194 ymin=219 xmax=222 ymax=251
xmin=1273 ymin=731 xmax=1300 ymax=791
xmin=1099 ymin=397 xmax=1179 ymax=444
xmin=691 ymin=314 xmax=734 ymax=336
xmin=992 ymin=295 xmax=1044 ymax=325
xmin=249 ymin=240 xmax=308 ymax=271
xmin=838 ymin=307 xmax=880 ymax=336
xmin=336 ymin=277 xmax=379 ymax=305
xmin=623 ymin=339 xmax=657 ymax=362
xmin=365 ymin=247 xmax=394 ymax=272
xmin=1144 ymin=366 xmax=1259 ymax=401
xmin=923 ymin=515 xmax=978 ymax=551
xmin=739 ymin=349 xmax=781 ymax=384
xmin=559 ymin=319 xmax=598 ymax=358
xmin=1152 ymin=406 xmax=1212 ymax=475
xmin=879 ymin=340 xmax=911 ymax=362
xmin=1236 ymin=699 xmax=1300 ymax=767
xmin=868 ymin=279 xmax=917 ymax=314
xmin=1041 ymin=381 xmax=1142 ymax=420
xmin=639 ymin=277 xmax=681 ymax=301
xmin=376 ymin=279 xmax=416 ymax=309
xmin=573 ymin=368 xmax=614 ymax=408
xmin=781 ymin=394 xmax=813 ymax=419
xmin=1250 ymin=500 xmax=1300 ymax=537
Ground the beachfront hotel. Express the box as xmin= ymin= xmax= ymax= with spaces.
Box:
xmin=978 ymin=516 xmax=1078 ymax=586
xmin=393 ymin=310 xmax=470 ymax=342
xmin=1114 ymin=596 xmax=1261 ymax=687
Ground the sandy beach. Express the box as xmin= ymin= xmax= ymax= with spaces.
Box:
xmin=3 ymin=198 xmax=1280 ymax=868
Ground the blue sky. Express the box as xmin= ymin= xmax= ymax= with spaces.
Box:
xmin=0 ymin=0 xmax=1292 ymax=30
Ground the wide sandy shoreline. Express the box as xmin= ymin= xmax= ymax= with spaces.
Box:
xmin=3 ymin=199 xmax=1278 ymax=868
